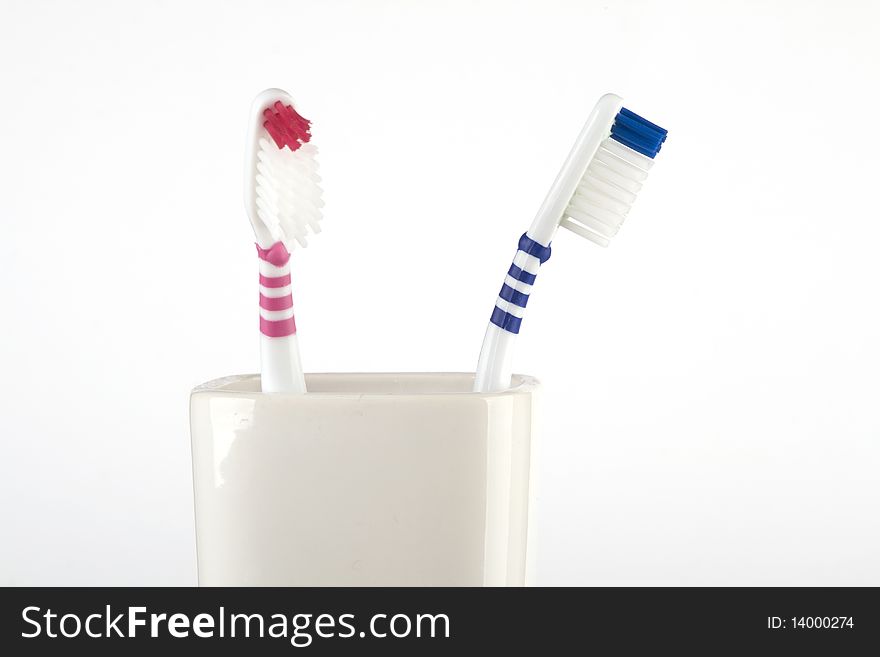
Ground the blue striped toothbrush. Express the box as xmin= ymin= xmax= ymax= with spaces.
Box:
xmin=474 ymin=93 xmax=668 ymax=392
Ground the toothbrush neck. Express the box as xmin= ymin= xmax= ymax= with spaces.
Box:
xmin=256 ymin=241 xmax=291 ymax=266
xmin=257 ymin=241 xmax=297 ymax=338
xmin=526 ymin=215 xmax=562 ymax=248
xmin=517 ymin=232 xmax=552 ymax=264
xmin=488 ymin=233 xmax=551 ymax=336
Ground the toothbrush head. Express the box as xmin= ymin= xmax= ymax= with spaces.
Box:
xmin=244 ymin=88 xmax=324 ymax=250
xmin=559 ymin=99 xmax=667 ymax=247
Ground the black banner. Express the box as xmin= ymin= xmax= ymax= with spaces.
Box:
xmin=1 ymin=587 xmax=877 ymax=654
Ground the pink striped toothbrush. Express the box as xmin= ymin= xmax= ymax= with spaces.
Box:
xmin=244 ymin=89 xmax=324 ymax=392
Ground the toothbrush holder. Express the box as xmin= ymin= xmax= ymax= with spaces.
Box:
xmin=189 ymin=372 xmax=540 ymax=586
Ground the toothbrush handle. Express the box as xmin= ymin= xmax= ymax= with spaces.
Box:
xmin=260 ymin=333 xmax=306 ymax=393
xmin=474 ymin=324 xmax=516 ymax=392
xmin=473 ymin=233 xmax=551 ymax=392
xmin=256 ymin=242 xmax=307 ymax=393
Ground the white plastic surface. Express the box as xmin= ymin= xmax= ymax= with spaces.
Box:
xmin=474 ymin=312 xmax=517 ymax=392
xmin=260 ymin=334 xmax=306 ymax=393
xmin=190 ymin=372 xmax=540 ymax=586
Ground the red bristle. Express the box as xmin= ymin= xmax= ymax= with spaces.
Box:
xmin=286 ymin=105 xmax=312 ymax=143
xmin=261 ymin=101 xmax=311 ymax=151
xmin=263 ymin=118 xmax=285 ymax=149
xmin=266 ymin=112 xmax=288 ymax=142
xmin=275 ymin=113 xmax=300 ymax=145
xmin=283 ymin=103 xmax=308 ymax=131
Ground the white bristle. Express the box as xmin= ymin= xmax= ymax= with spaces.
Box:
xmin=560 ymin=136 xmax=654 ymax=247
xmin=252 ymin=138 xmax=324 ymax=249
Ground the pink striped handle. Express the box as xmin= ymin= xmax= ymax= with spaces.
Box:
xmin=259 ymin=294 xmax=293 ymax=311
xmin=260 ymin=316 xmax=297 ymax=337
xmin=256 ymin=242 xmax=291 ymax=266
xmin=257 ymin=242 xmax=297 ymax=338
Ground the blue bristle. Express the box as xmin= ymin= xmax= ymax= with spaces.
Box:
xmin=609 ymin=107 xmax=668 ymax=159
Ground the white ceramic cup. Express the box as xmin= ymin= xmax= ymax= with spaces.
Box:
xmin=189 ymin=372 xmax=539 ymax=586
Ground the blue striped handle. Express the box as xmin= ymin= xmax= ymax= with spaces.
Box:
xmin=489 ymin=233 xmax=551 ymax=335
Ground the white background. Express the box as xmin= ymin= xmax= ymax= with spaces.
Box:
xmin=1 ymin=0 xmax=878 ymax=586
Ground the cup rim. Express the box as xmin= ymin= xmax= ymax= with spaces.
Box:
xmin=191 ymin=372 xmax=540 ymax=398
